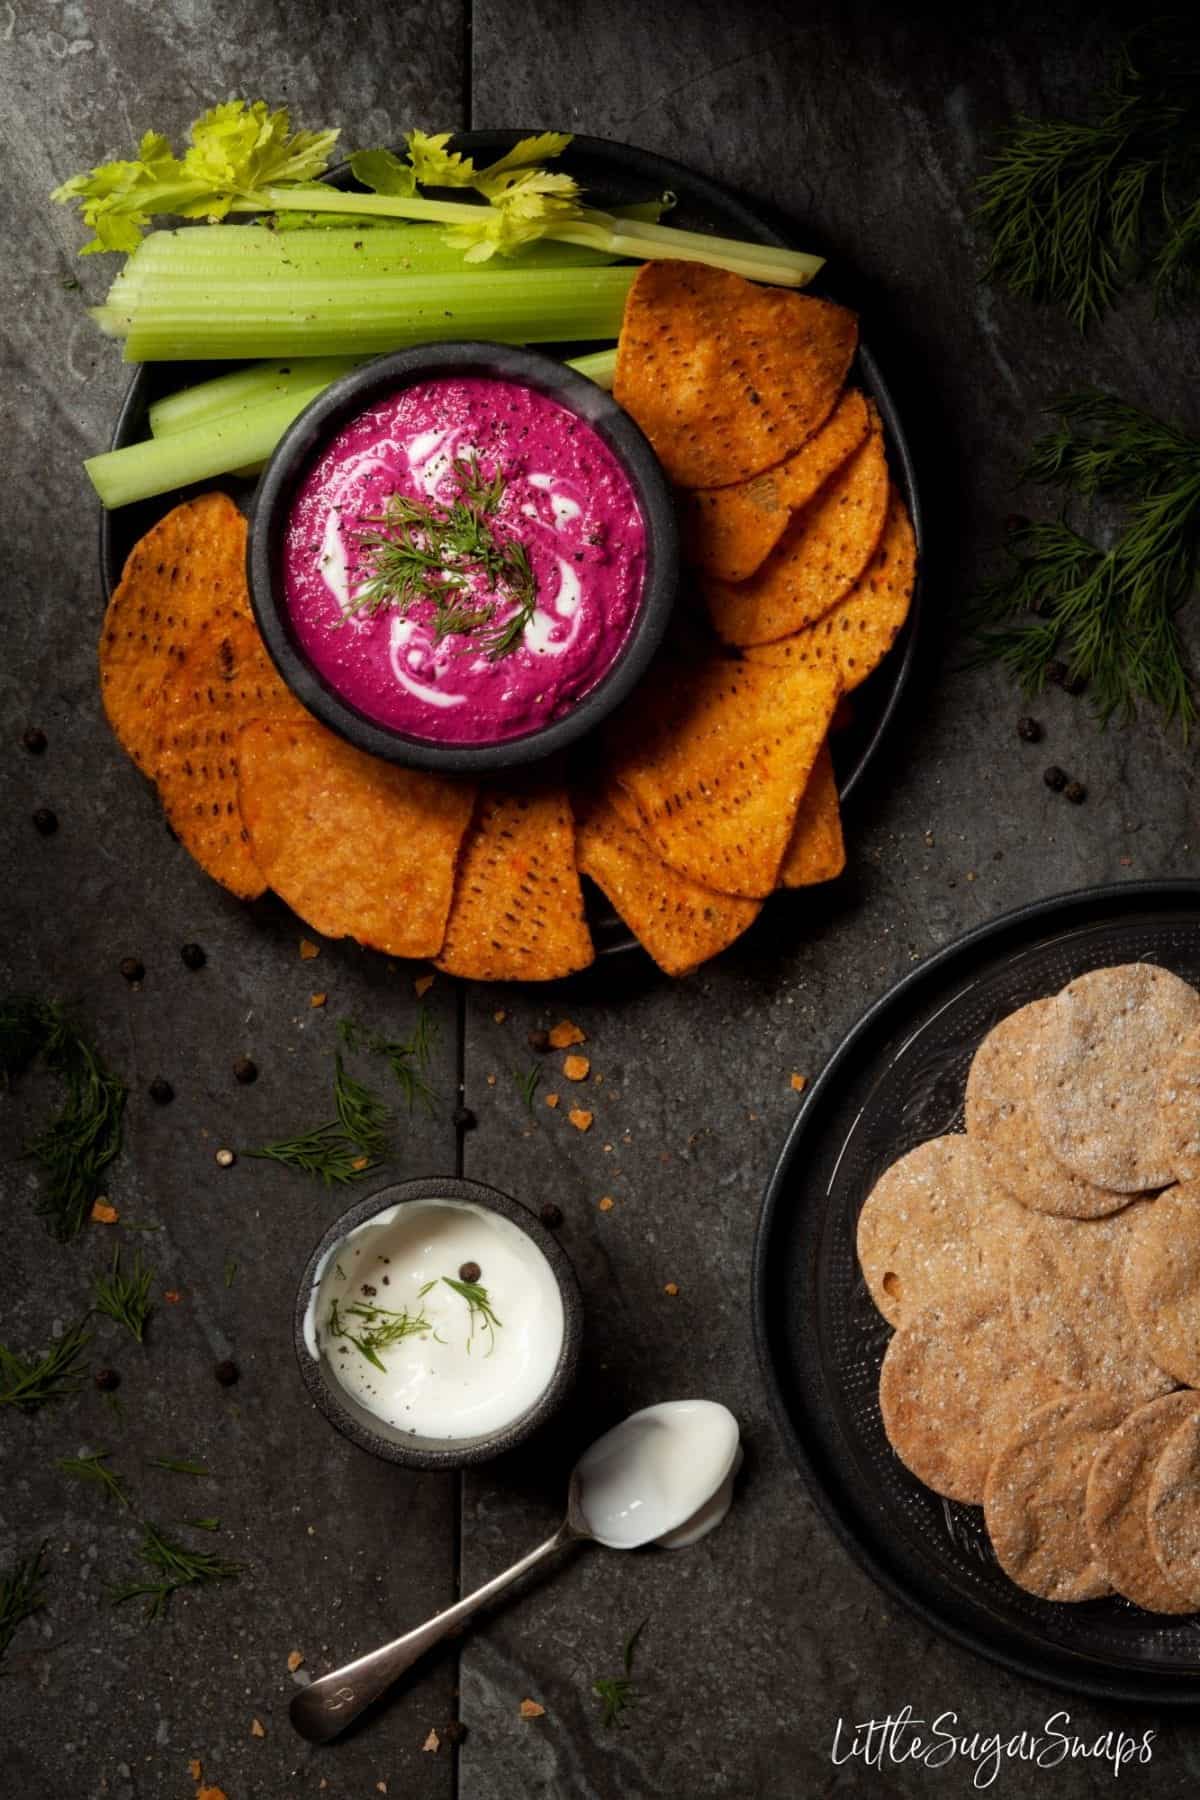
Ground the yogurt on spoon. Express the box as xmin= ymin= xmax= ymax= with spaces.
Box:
xmin=574 ymin=1400 xmax=743 ymax=1548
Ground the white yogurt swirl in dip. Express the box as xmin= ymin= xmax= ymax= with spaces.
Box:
xmin=304 ymin=1200 xmax=564 ymax=1441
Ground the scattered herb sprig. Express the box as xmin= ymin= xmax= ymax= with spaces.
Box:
xmin=108 ymin=1522 xmax=240 ymax=1619
xmin=1 ymin=997 xmax=126 ymax=1241
xmin=333 ymin=1053 xmax=392 ymax=1157
xmin=92 ymin=1246 xmax=156 ymax=1343
xmin=0 ymin=1319 xmax=91 ymax=1412
xmin=248 ymin=1119 xmax=377 ymax=1185
xmin=147 ymin=1456 xmax=209 ymax=1478
xmin=339 ymin=1007 xmax=438 ymax=1114
xmin=514 ymin=1063 xmax=542 ymax=1112
xmin=441 ymin=1276 xmax=502 ymax=1355
xmin=0 ymin=1543 xmax=48 ymax=1666
xmin=973 ymin=390 xmax=1200 ymax=728
xmin=593 ymin=1619 xmax=648 ymax=1729
xmin=977 ymin=23 xmax=1200 ymax=328
xmin=56 ymin=1450 xmax=130 ymax=1508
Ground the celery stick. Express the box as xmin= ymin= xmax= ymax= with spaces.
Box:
xmin=566 ymin=348 xmax=617 ymax=390
xmin=148 ymin=358 xmax=364 ymax=438
xmin=85 ymin=385 xmax=333 ymax=508
xmin=118 ymin=224 xmax=617 ymax=278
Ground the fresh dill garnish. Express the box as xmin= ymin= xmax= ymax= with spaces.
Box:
xmin=350 ymin=454 xmax=539 ymax=658
xmin=0 ymin=996 xmax=127 ymax=1241
xmin=327 ymin=1296 xmax=434 ymax=1372
xmin=592 ymin=1618 xmax=648 ymax=1728
xmin=0 ymin=1319 xmax=91 ymax=1412
xmin=108 ymin=1521 xmax=240 ymax=1619
xmin=56 ymin=1449 xmax=130 ymax=1508
xmin=186 ymin=1517 xmax=221 ymax=1532
xmin=339 ymin=1007 xmax=438 ymax=1114
xmin=977 ymin=23 xmax=1200 ymax=328
xmin=333 ymin=1052 xmax=392 ymax=1156
xmin=247 ymin=1120 xmax=377 ymax=1185
xmin=0 ymin=1543 xmax=48 ymax=1666
xmin=223 ymin=1258 xmax=237 ymax=1289
xmin=972 ymin=390 xmax=1200 ymax=727
xmin=441 ymin=1276 xmax=502 ymax=1355
xmin=147 ymin=1455 xmax=209 ymax=1477
xmin=514 ymin=1063 xmax=542 ymax=1112
xmin=92 ymin=1245 xmax=155 ymax=1343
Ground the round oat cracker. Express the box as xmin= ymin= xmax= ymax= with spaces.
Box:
xmin=1085 ymin=1391 xmax=1200 ymax=1613
xmin=983 ymin=1393 xmax=1126 ymax=1601
xmin=965 ymin=999 xmax=1128 ymax=1219
xmin=1154 ymin=1026 xmax=1200 ymax=1185
xmin=1147 ymin=1409 xmax=1200 ymax=1609
xmin=1120 ymin=1183 xmax=1200 ymax=1387
xmin=1009 ymin=1203 xmax=1175 ymax=1404
xmin=879 ymin=1292 xmax=1062 ymax=1504
xmin=1033 ymin=963 xmax=1200 ymax=1192
xmin=856 ymin=1135 xmax=1024 ymax=1327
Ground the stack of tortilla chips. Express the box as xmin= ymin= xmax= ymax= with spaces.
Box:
xmin=98 ymin=262 xmax=914 ymax=982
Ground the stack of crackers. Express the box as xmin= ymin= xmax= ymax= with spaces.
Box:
xmin=860 ymin=962 xmax=1200 ymax=1609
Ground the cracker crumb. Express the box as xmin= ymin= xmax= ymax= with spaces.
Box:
xmin=250 ymin=1717 xmax=265 ymax=1738
xmin=376 ymin=1784 xmax=388 ymax=1794
xmin=549 ymin=1020 xmax=585 ymax=1049
xmin=486 ymin=1072 xmax=497 ymax=1087
xmin=352 ymin=1155 xmax=370 ymax=1171
xmin=309 ymin=992 xmax=327 ymax=1008
xmin=598 ymin=1195 xmax=615 ymax=1212
xmin=562 ymin=1053 xmax=590 ymax=1081
xmin=164 ymin=1289 xmax=181 ymax=1304
xmin=197 ymin=1789 xmax=228 ymax=1800
xmin=545 ymin=1093 xmax=560 ymax=1109
xmin=493 ymin=1009 xmax=507 ymax=1024
xmin=90 ymin=1200 xmax=119 ymax=1224
xmin=188 ymin=1761 xmax=202 ymax=1782
xmin=568 ymin=1108 xmax=593 ymax=1132
xmin=519 ymin=1698 xmax=546 ymax=1719
xmin=790 ymin=1072 xmax=807 ymax=1093
xmin=414 ymin=972 xmax=435 ymax=997
xmin=663 ymin=1281 xmax=680 ymax=1297
xmin=299 ymin=938 xmax=320 ymax=960
xmin=422 ymin=1728 xmax=441 ymax=1753
xmin=286 ymin=1649 xmax=304 ymax=1672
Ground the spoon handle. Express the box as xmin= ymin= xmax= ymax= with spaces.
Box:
xmin=289 ymin=1520 xmax=576 ymax=1743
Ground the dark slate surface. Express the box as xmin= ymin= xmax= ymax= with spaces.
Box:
xmin=2 ymin=1 xmax=1200 ymax=1797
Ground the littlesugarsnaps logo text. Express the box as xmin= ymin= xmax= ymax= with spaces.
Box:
xmin=829 ymin=1708 xmax=1154 ymax=1789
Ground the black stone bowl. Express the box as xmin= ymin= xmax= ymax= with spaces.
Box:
xmin=247 ymin=342 xmax=677 ymax=774
xmin=293 ymin=1176 xmax=583 ymax=1469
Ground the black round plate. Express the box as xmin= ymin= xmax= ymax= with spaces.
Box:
xmin=753 ymin=880 xmax=1200 ymax=1705
xmin=99 ymin=131 xmax=924 ymax=959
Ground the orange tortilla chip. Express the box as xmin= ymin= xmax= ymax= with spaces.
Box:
xmin=436 ymin=782 xmax=594 ymax=982
xmin=606 ymin=651 xmax=841 ymax=898
xmin=682 ymin=390 xmax=871 ymax=581
xmin=745 ymin=487 xmax=916 ymax=690
xmin=237 ymin=718 xmax=475 ymax=956
xmin=704 ymin=414 xmax=889 ymax=645
xmin=613 ymin=262 xmax=858 ymax=488
xmin=576 ymin=795 xmax=760 ymax=976
xmin=99 ymin=493 xmax=250 ymax=772
xmin=778 ymin=744 xmax=845 ymax=887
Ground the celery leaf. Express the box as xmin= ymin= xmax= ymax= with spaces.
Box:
xmin=405 ymin=130 xmax=477 ymax=187
xmin=349 ymin=148 xmax=418 ymax=198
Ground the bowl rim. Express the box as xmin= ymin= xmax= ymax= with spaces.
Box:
xmin=292 ymin=1174 xmax=583 ymax=1469
xmin=247 ymin=341 xmax=678 ymax=774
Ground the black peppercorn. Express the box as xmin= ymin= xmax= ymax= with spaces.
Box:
xmin=1043 ymin=766 xmax=1068 ymax=792
xmin=232 ymin=1056 xmax=258 ymax=1085
xmin=1016 ymin=717 xmax=1042 ymax=743
xmin=1062 ymin=670 xmax=1088 ymax=697
xmin=452 ymin=1104 xmax=477 ymax=1131
xmin=22 ymin=727 xmax=47 ymax=754
xmin=527 ymin=1028 xmax=551 ymax=1053
xmin=539 ymin=1202 xmax=564 ymax=1230
xmin=180 ymin=943 xmax=206 ymax=970
xmin=32 ymin=807 xmax=58 ymax=836
xmin=94 ymin=1367 xmax=120 ymax=1392
xmin=458 ymin=1261 xmax=481 ymax=1283
xmin=214 ymin=1359 xmax=239 ymax=1387
xmin=1046 ymin=660 xmax=1068 ymax=688
xmin=1064 ymin=780 xmax=1087 ymax=804
xmin=442 ymin=1720 xmax=467 ymax=1748
xmin=119 ymin=957 xmax=145 ymax=984
xmin=148 ymin=1077 xmax=174 ymax=1104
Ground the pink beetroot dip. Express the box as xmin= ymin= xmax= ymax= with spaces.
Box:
xmin=282 ymin=376 xmax=647 ymax=744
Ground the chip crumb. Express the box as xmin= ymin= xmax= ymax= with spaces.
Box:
xmin=309 ymin=992 xmax=327 ymax=1008
xmin=663 ymin=1281 xmax=680 ymax=1296
xmin=197 ymin=1789 xmax=228 ymax=1800
xmin=545 ymin=1093 xmax=560 ymax=1109
xmin=598 ymin=1195 xmax=615 ymax=1212
xmin=351 ymin=1155 xmax=370 ymax=1172
xmin=299 ymin=938 xmax=320 ymax=960
xmin=250 ymin=1716 xmax=266 ymax=1738
xmin=414 ymin=972 xmax=435 ymax=997
xmin=493 ymin=1009 xmax=507 ymax=1024
xmin=549 ymin=1020 xmax=585 ymax=1049
xmin=286 ymin=1649 xmax=304 ymax=1672
xmin=376 ymin=1783 xmax=388 ymax=1794
xmin=486 ymin=1072 xmax=497 ymax=1087
xmin=188 ymin=1760 xmax=202 ymax=1782
xmin=164 ymin=1289 xmax=182 ymax=1304
xmin=966 ymin=869 xmax=978 ymax=882
xmin=790 ymin=1072 xmax=808 ymax=1093
xmin=563 ymin=1054 xmax=590 ymax=1081
xmin=568 ymin=1108 xmax=593 ymax=1132
xmin=422 ymin=1728 xmax=441 ymax=1753
xmin=90 ymin=1199 xmax=119 ymax=1224
xmin=519 ymin=1698 xmax=546 ymax=1719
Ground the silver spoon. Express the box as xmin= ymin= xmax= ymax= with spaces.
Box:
xmin=290 ymin=1399 xmax=740 ymax=1744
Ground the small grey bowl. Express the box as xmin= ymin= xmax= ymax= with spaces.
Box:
xmin=293 ymin=1176 xmax=583 ymax=1469
xmin=248 ymin=341 xmax=678 ymax=774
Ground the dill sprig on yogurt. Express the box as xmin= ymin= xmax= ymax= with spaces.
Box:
xmin=327 ymin=1296 xmax=435 ymax=1372
xmin=441 ymin=1276 xmax=502 ymax=1355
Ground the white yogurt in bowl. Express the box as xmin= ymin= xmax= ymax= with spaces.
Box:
xmin=295 ymin=1181 xmax=579 ymax=1466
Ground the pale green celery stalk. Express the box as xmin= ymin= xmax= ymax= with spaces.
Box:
xmin=567 ymin=347 xmax=617 ymax=389
xmin=84 ymin=384 xmax=332 ymax=507
xmin=113 ymin=224 xmax=617 ymax=282
xmin=148 ymin=358 xmax=363 ymax=437
xmin=95 ymin=266 xmax=637 ymax=360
